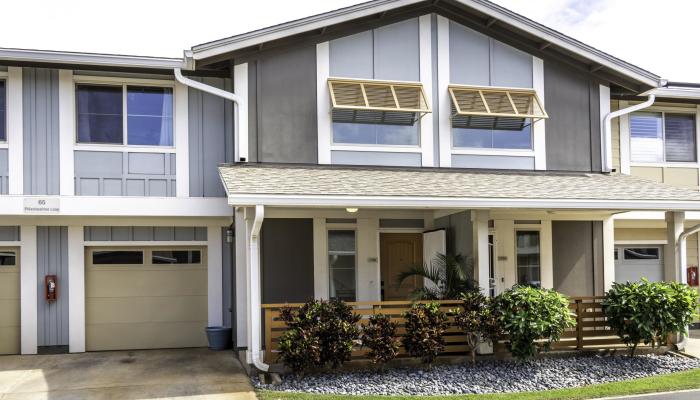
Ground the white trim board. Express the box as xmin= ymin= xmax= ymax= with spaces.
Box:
xmin=419 ymin=14 xmax=434 ymax=167
xmin=533 ymin=57 xmax=546 ymax=170
xmin=316 ymin=42 xmax=331 ymax=165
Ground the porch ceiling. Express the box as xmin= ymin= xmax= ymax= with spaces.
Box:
xmin=218 ymin=163 xmax=700 ymax=211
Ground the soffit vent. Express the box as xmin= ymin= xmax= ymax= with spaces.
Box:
xmin=328 ymin=78 xmax=431 ymax=126
xmin=449 ymin=85 xmax=548 ymax=131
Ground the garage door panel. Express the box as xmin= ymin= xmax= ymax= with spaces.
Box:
xmin=0 ymin=272 xmax=19 ymax=299
xmin=0 ymin=299 xmax=20 ymax=326
xmin=86 ymin=296 xmax=207 ymax=324
xmin=0 ymin=255 xmax=19 ymax=355
xmin=0 ymin=326 xmax=20 ymax=355
xmin=86 ymin=269 xmax=207 ymax=298
xmin=86 ymin=321 xmax=207 ymax=351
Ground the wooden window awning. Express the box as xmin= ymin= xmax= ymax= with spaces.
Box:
xmin=449 ymin=85 xmax=548 ymax=131
xmin=328 ymin=78 xmax=431 ymax=126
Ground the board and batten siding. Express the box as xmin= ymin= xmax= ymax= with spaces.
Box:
xmin=37 ymin=226 xmax=69 ymax=347
xmin=74 ymin=151 xmax=176 ymax=196
xmin=23 ymin=68 xmax=60 ymax=195
xmin=0 ymin=149 xmax=8 ymax=194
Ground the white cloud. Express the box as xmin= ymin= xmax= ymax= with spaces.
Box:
xmin=1 ymin=0 xmax=697 ymax=82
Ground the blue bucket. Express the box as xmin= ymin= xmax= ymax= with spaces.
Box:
xmin=205 ymin=326 xmax=233 ymax=351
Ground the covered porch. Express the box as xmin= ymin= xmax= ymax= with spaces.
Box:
xmin=218 ymin=163 xmax=700 ymax=369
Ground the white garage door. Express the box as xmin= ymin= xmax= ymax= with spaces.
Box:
xmin=86 ymin=246 xmax=208 ymax=351
xmin=0 ymin=248 xmax=20 ymax=355
xmin=615 ymin=246 xmax=664 ymax=283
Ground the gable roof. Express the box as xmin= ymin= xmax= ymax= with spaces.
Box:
xmin=191 ymin=0 xmax=661 ymax=88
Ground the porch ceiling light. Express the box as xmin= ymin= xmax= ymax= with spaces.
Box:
xmin=328 ymin=77 xmax=431 ymax=126
xmin=449 ymin=84 xmax=547 ymax=131
xmin=346 ymin=207 xmax=359 ymax=213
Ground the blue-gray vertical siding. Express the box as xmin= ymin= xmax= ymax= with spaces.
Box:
xmin=222 ymin=226 xmax=233 ymax=328
xmin=0 ymin=226 xmax=20 ymax=241
xmin=0 ymin=149 xmax=8 ymax=194
xmin=188 ymin=78 xmax=234 ymax=197
xmin=37 ymin=226 xmax=69 ymax=347
xmin=23 ymin=68 xmax=60 ymax=195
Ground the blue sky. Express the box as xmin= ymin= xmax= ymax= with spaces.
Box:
xmin=1 ymin=0 xmax=697 ymax=82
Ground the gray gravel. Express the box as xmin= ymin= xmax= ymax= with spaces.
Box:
xmin=255 ymin=354 xmax=700 ymax=396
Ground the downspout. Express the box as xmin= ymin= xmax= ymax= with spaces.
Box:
xmin=602 ymin=95 xmax=655 ymax=172
xmin=249 ymin=205 xmax=269 ymax=372
xmin=675 ymin=223 xmax=700 ymax=350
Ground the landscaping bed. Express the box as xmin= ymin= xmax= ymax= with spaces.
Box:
xmin=255 ymin=354 xmax=700 ymax=396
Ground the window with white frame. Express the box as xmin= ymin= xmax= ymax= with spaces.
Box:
xmin=630 ymin=112 xmax=696 ymax=163
xmin=328 ymin=230 xmax=356 ymax=302
xmin=76 ymin=84 xmax=173 ymax=146
xmin=0 ymin=79 xmax=6 ymax=142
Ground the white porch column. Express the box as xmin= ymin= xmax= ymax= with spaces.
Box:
xmin=20 ymin=225 xmax=37 ymax=355
xmin=313 ymin=217 xmax=329 ymax=300
xmin=602 ymin=215 xmax=615 ymax=292
xmin=67 ymin=226 xmax=85 ymax=353
xmin=665 ymin=211 xmax=685 ymax=282
xmin=234 ymin=208 xmax=248 ymax=348
xmin=539 ymin=219 xmax=554 ymax=289
xmin=207 ymin=226 xmax=223 ymax=326
xmin=471 ymin=210 xmax=490 ymax=296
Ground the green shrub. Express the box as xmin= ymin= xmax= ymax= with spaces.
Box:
xmin=603 ymin=279 xmax=699 ymax=355
xmin=402 ymin=302 xmax=448 ymax=366
xmin=492 ymin=285 xmax=575 ymax=360
xmin=361 ymin=314 xmax=400 ymax=367
xmin=277 ymin=299 xmax=361 ymax=374
xmin=453 ymin=290 xmax=501 ymax=365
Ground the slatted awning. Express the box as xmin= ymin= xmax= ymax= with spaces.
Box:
xmin=328 ymin=78 xmax=431 ymax=126
xmin=449 ymin=85 xmax=548 ymax=131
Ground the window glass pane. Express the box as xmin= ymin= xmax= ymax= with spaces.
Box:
xmin=92 ymin=250 xmax=143 ymax=265
xmin=664 ymin=114 xmax=696 ymax=162
xmin=453 ymin=125 xmax=532 ymax=149
xmin=516 ymin=231 xmax=540 ymax=287
xmin=630 ymin=112 xmax=663 ymax=162
xmin=127 ymin=86 xmax=173 ymax=146
xmin=76 ymin=85 xmax=123 ymax=144
xmin=0 ymin=80 xmax=6 ymax=142
xmin=623 ymin=248 xmax=660 ymax=260
xmin=152 ymin=250 xmax=201 ymax=264
xmin=328 ymin=230 xmax=356 ymax=301
xmin=0 ymin=251 xmax=16 ymax=266
xmin=332 ymin=123 xmax=418 ymax=145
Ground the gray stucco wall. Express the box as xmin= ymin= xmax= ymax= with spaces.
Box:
xmin=552 ymin=221 xmax=604 ymax=296
xmin=434 ymin=211 xmax=473 ymax=261
xmin=0 ymin=149 xmax=8 ymax=194
xmin=83 ymin=226 xmax=207 ymax=241
xmin=261 ymin=218 xmax=315 ymax=303
xmin=74 ymin=151 xmax=176 ymax=196
xmin=37 ymin=226 xmax=68 ymax=347
xmin=544 ymin=61 xmax=602 ymax=172
xmin=189 ymin=77 xmax=234 ymax=197
xmin=249 ymin=45 xmax=318 ymax=164
xmin=23 ymin=68 xmax=60 ymax=195
xmin=0 ymin=226 xmax=20 ymax=241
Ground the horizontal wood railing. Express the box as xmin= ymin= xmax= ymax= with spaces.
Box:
xmin=261 ymin=296 xmax=628 ymax=364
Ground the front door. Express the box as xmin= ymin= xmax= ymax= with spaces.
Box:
xmin=380 ymin=233 xmax=423 ymax=301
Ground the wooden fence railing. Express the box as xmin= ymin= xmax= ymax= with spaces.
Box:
xmin=261 ymin=296 xmax=627 ymax=364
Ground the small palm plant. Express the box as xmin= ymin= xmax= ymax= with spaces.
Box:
xmin=397 ymin=253 xmax=478 ymax=300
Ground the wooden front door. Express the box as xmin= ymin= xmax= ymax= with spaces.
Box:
xmin=380 ymin=233 xmax=423 ymax=301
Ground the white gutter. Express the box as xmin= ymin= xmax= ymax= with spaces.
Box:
xmin=174 ymin=68 xmax=243 ymax=103
xmin=249 ymin=205 xmax=269 ymax=372
xmin=602 ymin=95 xmax=655 ymax=172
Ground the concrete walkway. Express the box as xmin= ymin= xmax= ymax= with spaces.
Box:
xmin=601 ymin=389 xmax=700 ymax=400
xmin=0 ymin=348 xmax=256 ymax=400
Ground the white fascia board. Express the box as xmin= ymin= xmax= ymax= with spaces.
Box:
xmin=0 ymin=196 xmax=232 ymax=217
xmin=192 ymin=0 xmax=422 ymax=59
xmin=0 ymin=47 xmax=185 ymax=70
xmin=226 ymin=193 xmax=700 ymax=211
xmin=642 ymin=87 xmax=700 ymax=100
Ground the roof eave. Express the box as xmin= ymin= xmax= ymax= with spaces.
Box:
xmin=0 ymin=47 xmax=186 ymax=70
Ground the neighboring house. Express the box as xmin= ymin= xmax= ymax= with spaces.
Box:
xmin=0 ymin=0 xmax=699 ymax=372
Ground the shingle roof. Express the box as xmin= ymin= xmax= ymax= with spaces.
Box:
xmin=219 ymin=163 xmax=700 ymax=210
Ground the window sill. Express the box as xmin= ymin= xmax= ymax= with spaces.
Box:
xmin=330 ymin=144 xmax=422 ymax=153
xmin=451 ymin=148 xmax=535 ymax=157
xmin=630 ymin=162 xmax=699 ymax=168
xmin=74 ymin=144 xmax=176 ymax=153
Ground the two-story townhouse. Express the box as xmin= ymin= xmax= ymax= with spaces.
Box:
xmin=191 ymin=0 xmax=700 ymax=370
xmin=0 ymin=50 xmax=237 ymax=356
xmin=3 ymin=0 xmax=700 ymax=372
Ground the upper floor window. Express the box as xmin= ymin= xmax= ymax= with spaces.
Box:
xmin=449 ymin=85 xmax=547 ymax=151
xmin=76 ymin=84 xmax=173 ymax=146
xmin=0 ymin=80 xmax=6 ymax=142
xmin=630 ymin=112 xmax=696 ymax=163
xmin=328 ymin=78 xmax=430 ymax=147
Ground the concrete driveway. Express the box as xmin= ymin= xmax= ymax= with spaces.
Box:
xmin=0 ymin=348 xmax=256 ymax=400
